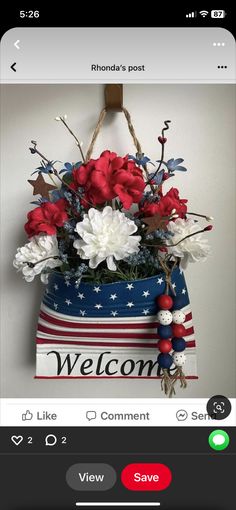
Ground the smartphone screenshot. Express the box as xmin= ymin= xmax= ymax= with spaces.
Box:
xmin=0 ymin=7 xmax=235 ymax=509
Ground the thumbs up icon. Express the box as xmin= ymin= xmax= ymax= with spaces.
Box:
xmin=22 ymin=410 xmax=33 ymax=421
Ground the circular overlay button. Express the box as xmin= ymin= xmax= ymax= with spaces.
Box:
xmin=121 ymin=463 xmax=172 ymax=491
xmin=208 ymin=430 xmax=230 ymax=451
xmin=206 ymin=395 xmax=231 ymax=420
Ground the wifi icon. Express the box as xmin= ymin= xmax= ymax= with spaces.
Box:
xmin=200 ymin=10 xmax=209 ymax=17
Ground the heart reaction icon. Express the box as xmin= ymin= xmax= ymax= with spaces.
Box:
xmin=11 ymin=435 xmax=23 ymax=446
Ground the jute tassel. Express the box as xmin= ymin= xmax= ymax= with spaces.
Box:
xmin=178 ymin=368 xmax=187 ymax=389
xmin=171 ymin=367 xmax=187 ymax=389
xmin=161 ymin=369 xmax=173 ymax=396
xmin=161 ymin=367 xmax=187 ymax=398
xmin=169 ymin=367 xmax=187 ymax=397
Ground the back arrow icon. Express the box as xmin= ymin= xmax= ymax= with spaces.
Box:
xmin=14 ymin=40 xmax=20 ymax=50
xmin=11 ymin=62 xmax=17 ymax=72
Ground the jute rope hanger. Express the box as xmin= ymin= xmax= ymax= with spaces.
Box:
xmin=85 ymin=84 xmax=143 ymax=163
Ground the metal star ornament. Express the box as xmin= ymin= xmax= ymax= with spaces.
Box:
xmin=142 ymin=213 xmax=168 ymax=234
xmin=28 ymin=173 xmax=57 ymax=199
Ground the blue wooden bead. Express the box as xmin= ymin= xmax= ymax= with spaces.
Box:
xmin=158 ymin=325 xmax=172 ymax=339
xmin=157 ymin=353 xmax=173 ymax=369
xmin=172 ymin=337 xmax=186 ymax=352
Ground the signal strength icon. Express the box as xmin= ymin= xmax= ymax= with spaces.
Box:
xmin=186 ymin=11 xmax=196 ymax=18
xmin=199 ymin=10 xmax=209 ymax=17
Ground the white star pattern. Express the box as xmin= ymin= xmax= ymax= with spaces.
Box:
xmin=44 ymin=268 xmax=190 ymax=320
xmin=179 ymin=268 xmax=183 ymax=275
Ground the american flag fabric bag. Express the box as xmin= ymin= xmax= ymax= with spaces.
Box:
xmin=13 ymin=104 xmax=213 ymax=396
xmin=36 ymin=268 xmax=196 ymax=386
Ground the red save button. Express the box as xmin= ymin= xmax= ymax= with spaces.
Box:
xmin=121 ymin=463 xmax=172 ymax=491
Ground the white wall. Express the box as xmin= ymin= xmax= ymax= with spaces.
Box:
xmin=1 ymin=84 xmax=236 ymax=398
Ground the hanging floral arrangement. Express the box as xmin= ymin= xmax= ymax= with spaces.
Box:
xmin=13 ymin=108 xmax=213 ymax=395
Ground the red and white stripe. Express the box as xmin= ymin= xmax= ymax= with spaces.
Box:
xmin=36 ymin=303 xmax=197 ymax=378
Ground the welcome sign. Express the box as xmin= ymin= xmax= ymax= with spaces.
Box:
xmin=35 ymin=269 xmax=197 ymax=379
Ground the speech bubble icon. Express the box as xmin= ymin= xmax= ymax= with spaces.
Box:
xmin=45 ymin=434 xmax=57 ymax=446
xmin=208 ymin=430 xmax=229 ymax=451
xmin=86 ymin=411 xmax=97 ymax=421
xmin=212 ymin=434 xmax=225 ymax=446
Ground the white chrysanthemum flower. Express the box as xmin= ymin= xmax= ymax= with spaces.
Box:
xmin=167 ymin=218 xmax=211 ymax=269
xmin=13 ymin=235 xmax=62 ymax=282
xmin=73 ymin=206 xmax=141 ymax=271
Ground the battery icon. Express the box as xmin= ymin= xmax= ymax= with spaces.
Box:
xmin=211 ymin=10 xmax=226 ymax=18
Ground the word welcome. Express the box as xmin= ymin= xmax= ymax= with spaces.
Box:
xmin=47 ymin=350 xmax=159 ymax=377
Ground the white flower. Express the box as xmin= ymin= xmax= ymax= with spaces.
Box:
xmin=13 ymin=235 xmax=62 ymax=282
xmin=167 ymin=218 xmax=211 ymax=269
xmin=73 ymin=206 xmax=141 ymax=271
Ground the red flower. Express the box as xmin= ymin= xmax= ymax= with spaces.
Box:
xmin=72 ymin=151 xmax=145 ymax=209
xmin=158 ymin=188 xmax=188 ymax=218
xmin=140 ymin=188 xmax=187 ymax=220
xmin=139 ymin=201 xmax=161 ymax=217
xmin=112 ymin=157 xmax=145 ymax=209
xmin=73 ymin=151 xmax=119 ymax=205
xmin=25 ymin=199 xmax=68 ymax=237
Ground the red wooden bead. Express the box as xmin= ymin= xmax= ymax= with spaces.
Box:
xmin=157 ymin=339 xmax=172 ymax=353
xmin=156 ymin=294 xmax=173 ymax=310
xmin=172 ymin=324 xmax=186 ymax=338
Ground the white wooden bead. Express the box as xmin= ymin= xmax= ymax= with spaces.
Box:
xmin=173 ymin=352 xmax=186 ymax=367
xmin=172 ymin=310 xmax=186 ymax=324
xmin=157 ymin=310 xmax=173 ymax=325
